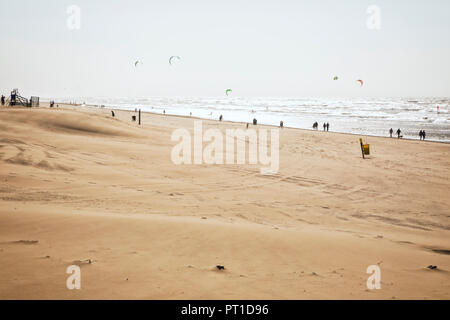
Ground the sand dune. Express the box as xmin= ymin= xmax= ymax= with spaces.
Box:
xmin=0 ymin=105 xmax=449 ymax=299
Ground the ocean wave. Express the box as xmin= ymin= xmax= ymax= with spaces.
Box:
xmin=54 ymin=96 xmax=450 ymax=142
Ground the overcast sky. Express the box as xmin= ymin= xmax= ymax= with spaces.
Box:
xmin=0 ymin=0 xmax=449 ymax=98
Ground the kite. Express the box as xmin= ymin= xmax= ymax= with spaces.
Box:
xmin=225 ymin=89 xmax=232 ymax=96
xmin=134 ymin=60 xmax=143 ymax=67
xmin=333 ymin=76 xmax=338 ymax=80
xmin=169 ymin=56 xmax=181 ymax=65
xmin=357 ymin=79 xmax=364 ymax=86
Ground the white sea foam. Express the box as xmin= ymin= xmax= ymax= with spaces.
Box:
xmin=49 ymin=96 xmax=450 ymax=142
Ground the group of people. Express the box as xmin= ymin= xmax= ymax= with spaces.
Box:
xmin=312 ymin=122 xmax=330 ymax=131
xmin=419 ymin=130 xmax=427 ymax=140
xmin=389 ymin=128 xmax=402 ymax=138
xmin=389 ymin=128 xmax=427 ymax=140
xmin=1 ymin=95 xmax=5 ymax=106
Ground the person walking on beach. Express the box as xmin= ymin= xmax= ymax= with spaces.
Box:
xmin=323 ymin=123 xmax=326 ymax=131
xmin=389 ymin=128 xmax=393 ymax=138
xmin=422 ymin=130 xmax=426 ymax=140
xmin=326 ymin=123 xmax=329 ymax=132
xmin=1 ymin=95 xmax=5 ymax=106
xmin=419 ymin=130 xmax=423 ymax=140
xmin=396 ymin=128 xmax=401 ymax=138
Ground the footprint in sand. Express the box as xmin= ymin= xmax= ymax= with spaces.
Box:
xmin=72 ymin=259 xmax=94 ymax=265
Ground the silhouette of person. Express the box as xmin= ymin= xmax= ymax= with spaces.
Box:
xmin=389 ymin=128 xmax=393 ymax=138
xmin=419 ymin=130 xmax=423 ymax=140
xmin=326 ymin=123 xmax=329 ymax=131
xmin=422 ymin=130 xmax=426 ymax=140
xmin=396 ymin=128 xmax=401 ymax=138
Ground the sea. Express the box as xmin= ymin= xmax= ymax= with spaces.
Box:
xmin=50 ymin=96 xmax=450 ymax=143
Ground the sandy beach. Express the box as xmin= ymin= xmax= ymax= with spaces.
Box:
xmin=0 ymin=103 xmax=449 ymax=299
